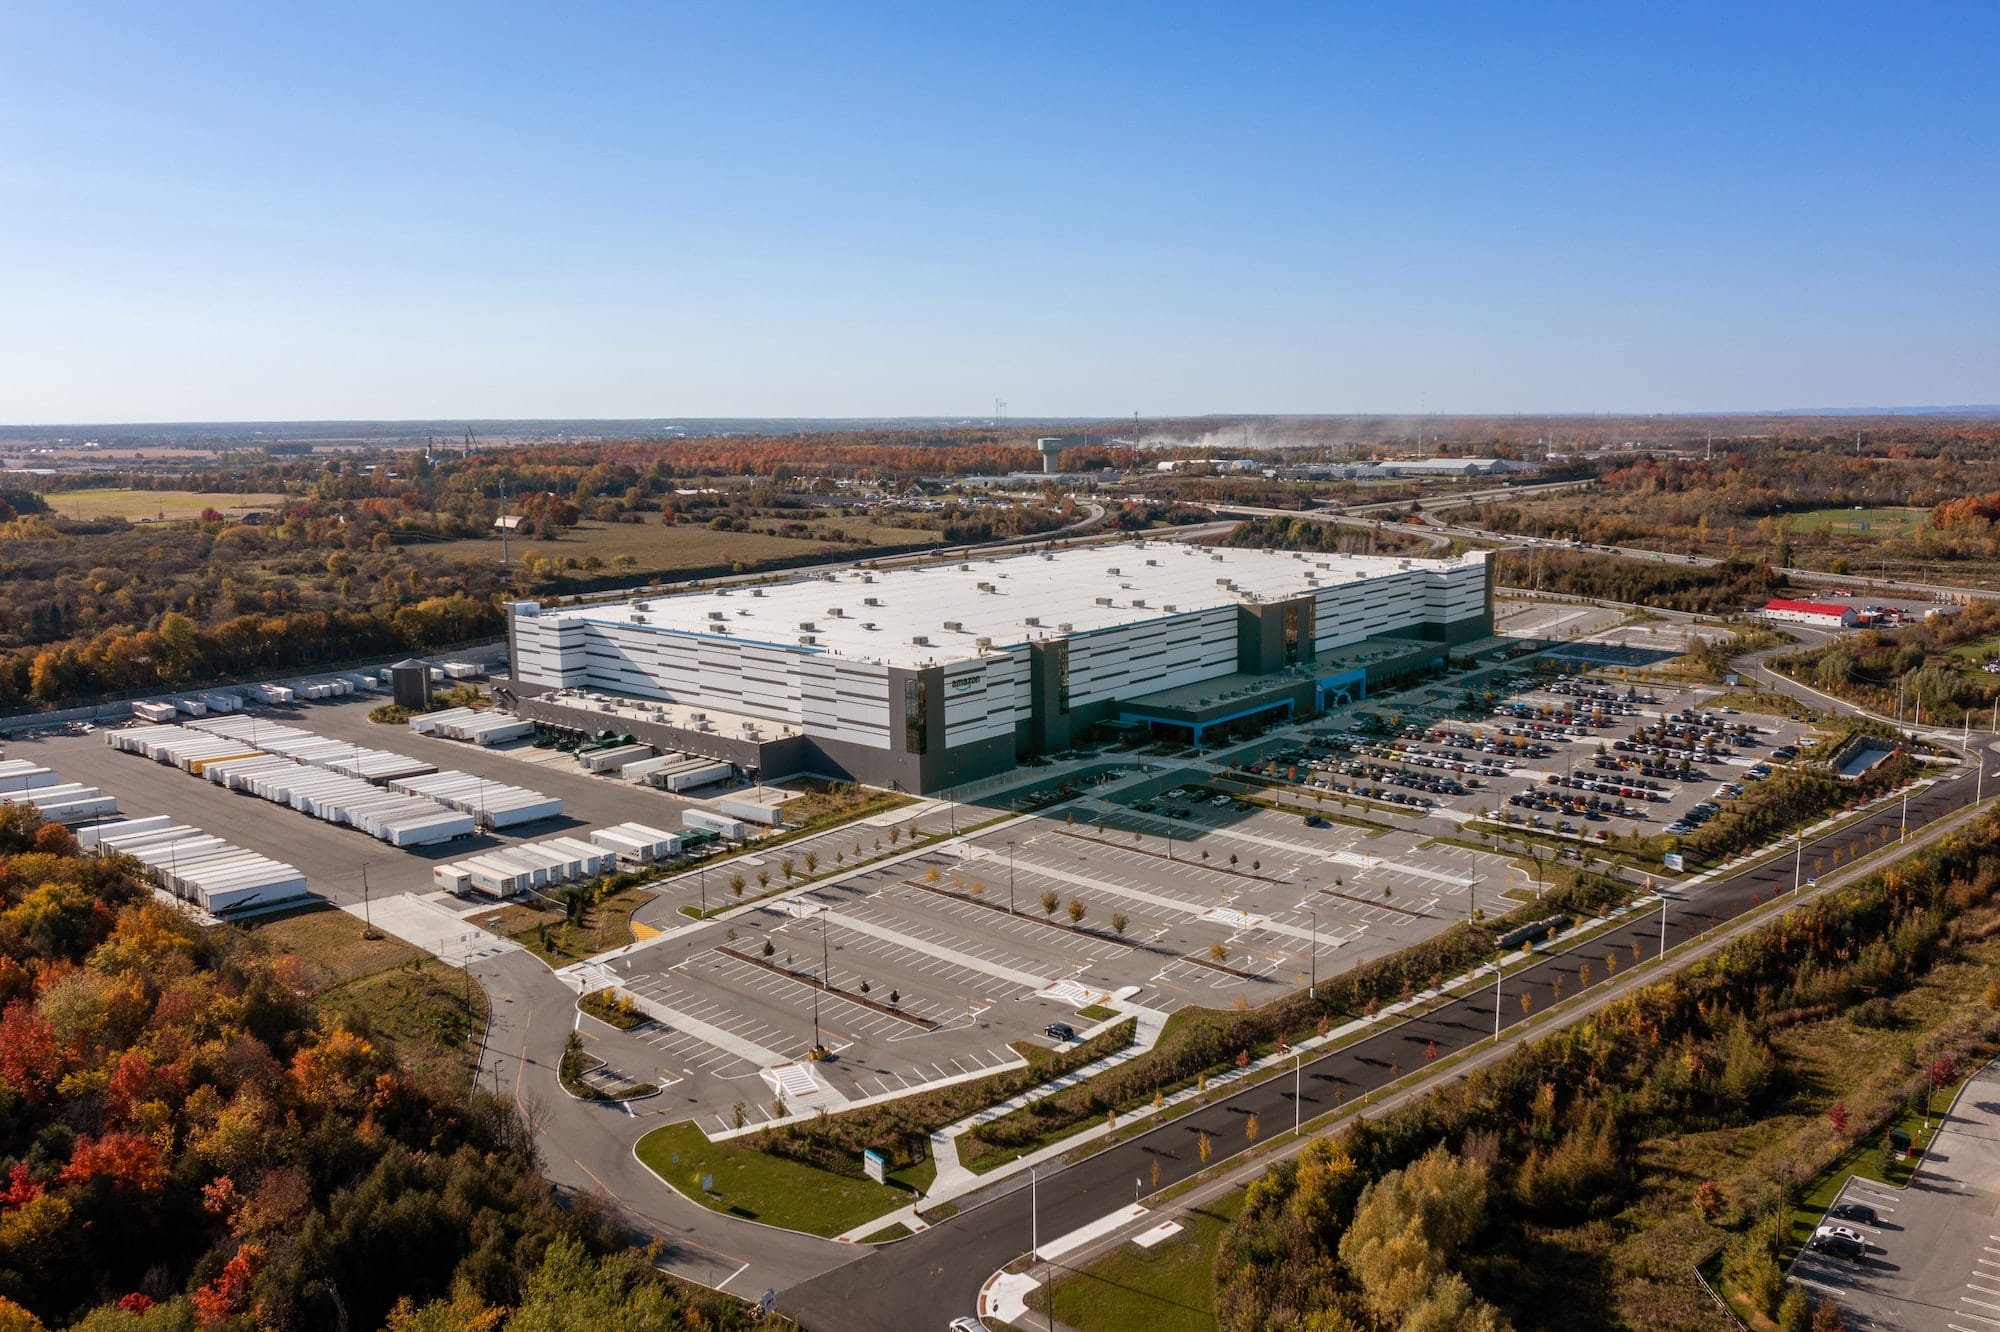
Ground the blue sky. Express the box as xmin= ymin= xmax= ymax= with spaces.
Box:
xmin=2 ymin=2 xmax=1995 ymax=421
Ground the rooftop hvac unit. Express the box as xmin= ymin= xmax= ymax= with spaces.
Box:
xmin=959 ymin=563 xmax=972 ymax=571
xmin=862 ymin=622 xmax=878 ymax=630
xmin=975 ymin=636 xmax=992 ymax=650
xmin=751 ymin=588 xmax=765 ymax=597
xmin=1132 ymin=598 xmax=1147 ymax=607
xmin=1041 ymin=552 xmax=1054 ymax=560
xmin=826 ymin=607 xmax=844 ymax=617
xmin=634 ymin=600 xmax=651 ymax=610
xmin=689 ymin=712 xmax=706 ymax=721
xmin=1058 ymin=622 xmax=1073 ymax=632
xmin=1146 ymin=558 xmax=1159 ymax=566
xmin=1216 ymin=578 xmax=1233 ymax=587
xmin=943 ymin=620 xmax=962 ymax=632
xmin=1212 ymin=554 xmax=1225 ymax=562
xmin=864 ymin=596 xmax=882 ymax=606
xmin=1163 ymin=603 xmax=1178 ymax=612
xmin=707 ymin=610 xmax=725 ymax=621
xmin=1024 ymin=615 xmax=1041 ymax=626
xmin=797 ymin=621 xmax=816 ymax=631
xmin=799 ymin=635 xmax=817 ymax=645
xmin=911 ymin=634 xmax=930 ymax=646
xmin=1094 ymin=596 xmax=1114 ymax=606
xmin=632 ymin=613 xmax=648 ymax=623
xmin=976 ymin=582 xmax=996 ymax=592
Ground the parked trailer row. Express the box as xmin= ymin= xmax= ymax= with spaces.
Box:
xmin=0 ymin=760 xmax=61 ymax=794
xmin=681 ymin=808 xmax=746 ymax=840
xmin=589 ymin=822 xmax=681 ymax=864
xmin=389 ymin=771 xmax=561 ymax=829
xmin=3 ymin=781 xmax=118 ymax=824
xmin=432 ymin=835 xmax=616 ymax=899
xmin=187 ymin=716 xmax=436 ymax=784
xmin=132 ymin=701 xmax=180 ymax=723
xmin=91 ymin=819 xmax=309 ymax=916
xmin=407 ymin=707 xmax=534 ymax=746
xmin=229 ymin=764 xmax=476 ymax=845
xmin=578 ymin=742 xmax=655 ymax=775
xmin=644 ymin=757 xmax=735 ymax=793
xmin=109 ymin=725 xmax=474 ymax=846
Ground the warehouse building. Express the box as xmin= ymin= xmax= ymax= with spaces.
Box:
xmin=508 ymin=542 xmax=1494 ymax=792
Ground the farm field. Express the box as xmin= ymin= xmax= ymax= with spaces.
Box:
xmin=416 ymin=517 xmax=941 ymax=576
xmin=1785 ymin=505 xmax=1928 ymax=538
xmin=39 ymin=487 xmax=290 ymax=520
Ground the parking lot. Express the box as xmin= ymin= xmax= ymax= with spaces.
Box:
xmin=1785 ymin=1059 xmax=2000 ymax=1331
xmin=579 ymin=766 xmax=1533 ymax=1132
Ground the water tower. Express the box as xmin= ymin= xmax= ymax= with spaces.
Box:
xmin=1035 ymin=437 xmax=1064 ymax=474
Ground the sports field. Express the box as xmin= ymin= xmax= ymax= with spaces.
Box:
xmin=1786 ymin=505 xmax=1928 ymax=538
xmin=39 ymin=487 xmax=289 ymax=520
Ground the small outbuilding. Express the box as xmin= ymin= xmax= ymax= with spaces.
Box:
xmin=390 ymin=659 xmax=433 ymax=710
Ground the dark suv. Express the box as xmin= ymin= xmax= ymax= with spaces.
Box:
xmin=1044 ymin=1023 xmax=1077 ymax=1042
xmin=1810 ymin=1232 xmax=1865 ymax=1262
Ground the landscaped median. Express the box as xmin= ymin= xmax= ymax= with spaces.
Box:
xmin=631 ymin=1022 xmax=1135 ymax=1236
xmin=633 ymin=1121 xmax=931 ymax=1237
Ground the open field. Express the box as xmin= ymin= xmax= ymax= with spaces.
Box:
xmin=1784 ymin=505 xmax=1928 ymax=538
xmin=416 ymin=517 xmax=941 ymax=575
xmin=39 ymin=487 xmax=289 ymax=520
xmin=238 ymin=904 xmax=489 ymax=1086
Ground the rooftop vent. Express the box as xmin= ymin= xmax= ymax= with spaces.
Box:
xmin=862 ymin=622 xmax=878 ymax=630
xmin=1058 ymin=622 xmax=1074 ymax=632
xmin=706 ymin=610 xmax=726 ymax=621
xmin=976 ymin=581 xmax=996 ymax=593
xmin=1146 ymin=558 xmax=1159 ymax=566
xmin=751 ymin=588 xmax=765 ymax=597
xmin=826 ymin=607 xmax=844 ymax=617
xmin=1106 ymin=566 xmax=1120 ymax=576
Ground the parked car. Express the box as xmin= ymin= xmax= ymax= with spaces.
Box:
xmin=1828 ymin=1202 xmax=1877 ymax=1225
xmin=1044 ymin=1023 xmax=1077 ymax=1042
xmin=1809 ymin=1232 xmax=1865 ymax=1262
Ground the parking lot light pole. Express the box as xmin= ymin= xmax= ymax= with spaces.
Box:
xmin=1792 ymin=829 xmax=1803 ymax=895
xmin=1294 ymin=1049 xmax=1303 ymax=1135
xmin=1494 ymin=964 xmax=1503 ymax=1039
xmin=1006 ymin=841 xmax=1016 ymax=916
xmin=1307 ymin=906 xmax=1317 ymax=999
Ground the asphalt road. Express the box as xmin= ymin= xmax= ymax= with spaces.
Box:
xmin=780 ymin=751 xmax=1990 ymax=1331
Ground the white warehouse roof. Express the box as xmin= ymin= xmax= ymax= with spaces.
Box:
xmin=522 ymin=541 xmax=1484 ymax=670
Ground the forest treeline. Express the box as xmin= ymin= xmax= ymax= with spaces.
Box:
xmin=1493 ymin=549 xmax=1780 ymax=613
xmin=0 ymin=806 xmax=754 ymax=1331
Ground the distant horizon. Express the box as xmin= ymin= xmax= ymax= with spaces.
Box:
xmin=5 ymin=404 xmax=2000 ymax=434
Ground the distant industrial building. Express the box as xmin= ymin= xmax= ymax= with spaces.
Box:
xmin=1761 ymin=599 xmax=1859 ymax=629
xmin=509 ymin=542 xmax=1495 ymax=792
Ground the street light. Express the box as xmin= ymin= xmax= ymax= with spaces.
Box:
xmin=1294 ymin=1048 xmax=1304 ymax=1135
xmin=1006 ymin=840 xmax=1016 ymax=916
xmin=1307 ymin=905 xmax=1317 ymax=1000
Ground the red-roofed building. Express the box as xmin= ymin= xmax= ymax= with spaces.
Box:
xmin=1761 ymin=599 xmax=1858 ymax=628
